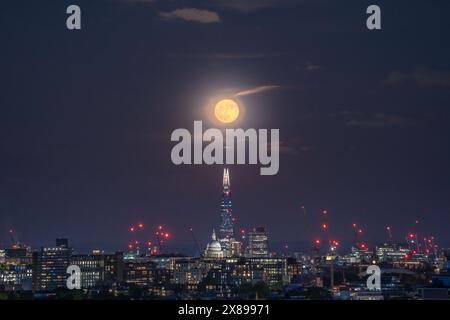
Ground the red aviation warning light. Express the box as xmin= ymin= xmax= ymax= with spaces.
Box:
xmin=138 ymin=223 xmax=144 ymax=229
xmin=315 ymin=239 xmax=321 ymax=245
xmin=322 ymin=223 xmax=328 ymax=230
xmin=359 ymin=242 xmax=367 ymax=250
xmin=130 ymin=226 xmax=135 ymax=232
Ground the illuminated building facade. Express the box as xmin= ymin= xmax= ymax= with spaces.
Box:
xmin=32 ymin=239 xmax=72 ymax=291
xmin=71 ymin=253 xmax=104 ymax=288
xmin=219 ymin=168 xmax=234 ymax=250
xmin=123 ymin=259 xmax=154 ymax=287
xmin=0 ymin=265 xmax=33 ymax=291
xmin=247 ymin=227 xmax=270 ymax=258
xmin=204 ymin=230 xmax=224 ymax=259
xmin=376 ymin=243 xmax=410 ymax=263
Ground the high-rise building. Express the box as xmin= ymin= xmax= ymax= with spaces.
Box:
xmin=204 ymin=168 xmax=242 ymax=258
xmin=32 ymin=239 xmax=72 ymax=291
xmin=247 ymin=227 xmax=270 ymax=258
xmin=1 ymin=247 xmax=33 ymax=291
xmin=71 ymin=253 xmax=104 ymax=288
xmin=103 ymin=252 xmax=124 ymax=284
xmin=219 ymin=168 xmax=234 ymax=249
xmin=69 ymin=251 xmax=124 ymax=288
xmin=56 ymin=238 xmax=69 ymax=249
xmin=123 ymin=258 xmax=154 ymax=287
xmin=249 ymin=257 xmax=289 ymax=288
xmin=375 ymin=243 xmax=410 ymax=263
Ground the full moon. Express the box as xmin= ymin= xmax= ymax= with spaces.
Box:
xmin=214 ymin=99 xmax=240 ymax=124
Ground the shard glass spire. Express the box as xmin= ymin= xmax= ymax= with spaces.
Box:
xmin=219 ymin=168 xmax=234 ymax=242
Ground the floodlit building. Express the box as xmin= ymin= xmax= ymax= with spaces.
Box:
xmin=32 ymin=239 xmax=72 ymax=291
xmin=247 ymin=227 xmax=270 ymax=258
xmin=204 ymin=230 xmax=224 ymax=259
xmin=71 ymin=253 xmax=104 ymax=288
xmin=0 ymin=264 xmax=33 ymax=291
xmin=376 ymin=243 xmax=410 ymax=263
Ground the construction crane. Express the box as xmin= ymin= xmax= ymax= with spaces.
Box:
xmin=300 ymin=204 xmax=309 ymax=227
xmin=297 ymin=204 xmax=311 ymax=243
xmin=406 ymin=219 xmax=420 ymax=254
xmin=311 ymin=239 xmax=321 ymax=257
xmin=321 ymin=209 xmax=331 ymax=251
xmin=352 ymin=223 xmax=359 ymax=247
xmin=188 ymin=227 xmax=202 ymax=257
xmin=351 ymin=223 xmax=367 ymax=251
xmin=386 ymin=226 xmax=393 ymax=243
xmin=283 ymin=243 xmax=289 ymax=257
xmin=8 ymin=229 xmax=20 ymax=249
xmin=155 ymin=225 xmax=170 ymax=254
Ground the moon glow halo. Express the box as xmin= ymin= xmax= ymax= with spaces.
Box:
xmin=214 ymin=99 xmax=240 ymax=124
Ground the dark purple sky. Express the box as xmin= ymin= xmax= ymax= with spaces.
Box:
xmin=1 ymin=0 xmax=450 ymax=254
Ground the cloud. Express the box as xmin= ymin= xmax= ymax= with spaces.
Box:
xmin=198 ymin=52 xmax=284 ymax=60
xmin=235 ymin=85 xmax=281 ymax=97
xmin=214 ymin=0 xmax=297 ymax=12
xmin=345 ymin=112 xmax=414 ymax=128
xmin=167 ymin=52 xmax=286 ymax=60
xmin=124 ymin=0 xmax=156 ymax=3
xmin=305 ymin=61 xmax=321 ymax=71
xmin=158 ymin=8 xmax=221 ymax=24
xmin=121 ymin=0 xmax=293 ymax=12
xmin=386 ymin=67 xmax=450 ymax=87
xmin=165 ymin=52 xmax=291 ymax=60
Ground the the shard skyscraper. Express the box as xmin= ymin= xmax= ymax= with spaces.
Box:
xmin=219 ymin=168 xmax=234 ymax=246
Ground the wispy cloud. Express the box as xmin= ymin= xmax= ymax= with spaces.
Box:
xmin=305 ymin=61 xmax=321 ymax=71
xmin=235 ymin=85 xmax=281 ymax=97
xmin=158 ymin=8 xmax=221 ymax=24
xmin=123 ymin=0 xmax=156 ymax=3
xmin=215 ymin=0 xmax=298 ymax=12
xmin=386 ymin=67 xmax=450 ymax=87
xmin=343 ymin=111 xmax=414 ymax=128
xmin=167 ymin=52 xmax=286 ymax=60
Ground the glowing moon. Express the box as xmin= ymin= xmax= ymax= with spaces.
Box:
xmin=214 ymin=99 xmax=240 ymax=124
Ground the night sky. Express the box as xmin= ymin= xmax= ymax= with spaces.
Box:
xmin=1 ymin=0 xmax=450 ymax=254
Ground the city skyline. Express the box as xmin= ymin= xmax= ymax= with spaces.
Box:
xmin=1 ymin=0 xmax=450 ymax=258
xmin=1 ymin=167 xmax=444 ymax=257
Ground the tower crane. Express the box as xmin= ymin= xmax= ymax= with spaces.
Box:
xmin=188 ymin=227 xmax=202 ymax=257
